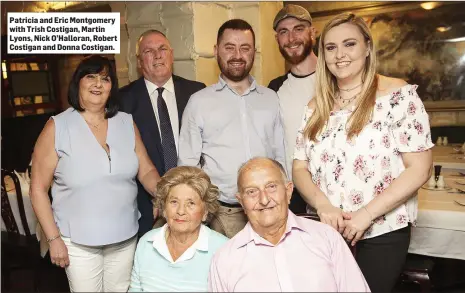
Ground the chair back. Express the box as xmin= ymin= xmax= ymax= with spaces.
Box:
xmin=1 ymin=169 xmax=31 ymax=236
xmin=296 ymin=212 xmax=357 ymax=257
xmin=296 ymin=212 xmax=320 ymax=222
xmin=1 ymin=187 xmax=20 ymax=233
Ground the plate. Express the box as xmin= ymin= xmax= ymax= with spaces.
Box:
xmin=454 ymin=198 xmax=465 ymax=206
xmin=421 ymin=185 xmax=452 ymax=191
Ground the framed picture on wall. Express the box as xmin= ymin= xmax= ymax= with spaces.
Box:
xmin=306 ymin=1 xmax=465 ymax=111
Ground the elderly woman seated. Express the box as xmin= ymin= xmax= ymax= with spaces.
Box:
xmin=129 ymin=166 xmax=228 ymax=292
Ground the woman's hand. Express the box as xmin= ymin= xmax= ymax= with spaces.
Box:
xmin=49 ymin=238 xmax=69 ymax=268
xmin=317 ymin=204 xmax=351 ymax=233
xmin=342 ymin=208 xmax=373 ymax=246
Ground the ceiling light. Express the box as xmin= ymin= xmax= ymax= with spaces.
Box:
xmin=436 ymin=26 xmax=451 ymax=32
xmin=420 ymin=2 xmax=441 ymax=10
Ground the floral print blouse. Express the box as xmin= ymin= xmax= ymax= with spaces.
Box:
xmin=293 ymin=85 xmax=434 ymax=239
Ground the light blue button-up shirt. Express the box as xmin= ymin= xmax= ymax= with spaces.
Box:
xmin=178 ymin=75 xmax=286 ymax=204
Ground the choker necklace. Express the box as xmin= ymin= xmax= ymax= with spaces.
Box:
xmin=338 ymin=83 xmax=362 ymax=92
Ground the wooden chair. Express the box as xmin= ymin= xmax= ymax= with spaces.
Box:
xmin=400 ymin=253 xmax=435 ymax=293
xmin=1 ymin=169 xmax=41 ymax=292
xmin=296 ymin=212 xmax=357 ymax=257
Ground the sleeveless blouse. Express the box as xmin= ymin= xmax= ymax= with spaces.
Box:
xmin=51 ymin=108 xmax=139 ymax=246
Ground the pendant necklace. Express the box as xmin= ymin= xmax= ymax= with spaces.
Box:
xmin=336 ymin=92 xmax=359 ymax=110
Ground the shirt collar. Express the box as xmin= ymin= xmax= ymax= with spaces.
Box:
xmin=144 ymin=76 xmax=175 ymax=95
xmin=234 ymin=210 xmax=306 ymax=249
xmin=149 ymin=223 xmax=209 ymax=252
xmin=214 ymin=75 xmax=262 ymax=94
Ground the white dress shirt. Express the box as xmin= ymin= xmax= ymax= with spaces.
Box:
xmin=151 ymin=224 xmax=209 ymax=264
xmin=145 ymin=77 xmax=180 ymax=153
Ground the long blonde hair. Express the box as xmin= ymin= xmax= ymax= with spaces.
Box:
xmin=304 ymin=13 xmax=378 ymax=141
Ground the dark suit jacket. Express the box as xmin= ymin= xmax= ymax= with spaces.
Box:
xmin=119 ymin=75 xmax=206 ymax=237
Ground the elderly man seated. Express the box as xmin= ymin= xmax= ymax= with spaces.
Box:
xmin=208 ymin=157 xmax=370 ymax=292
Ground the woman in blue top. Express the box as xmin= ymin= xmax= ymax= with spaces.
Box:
xmin=30 ymin=55 xmax=161 ymax=292
xmin=129 ymin=166 xmax=228 ymax=292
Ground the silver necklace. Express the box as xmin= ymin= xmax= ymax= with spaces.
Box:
xmin=336 ymin=93 xmax=359 ymax=109
xmin=338 ymin=83 xmax=362 ymax=92
xmin=84 ymin=118 xmax=104 ymax=130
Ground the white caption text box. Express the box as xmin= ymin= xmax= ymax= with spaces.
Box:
xmin=8 ymin=12 xmax=120 ymax=54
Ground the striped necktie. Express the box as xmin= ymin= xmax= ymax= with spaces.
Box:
xmin=156 ymin=87 xmax=177 ymax=172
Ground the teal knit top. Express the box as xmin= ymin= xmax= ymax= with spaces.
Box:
xmin=129 ymin=224 xmax=228 ymax=292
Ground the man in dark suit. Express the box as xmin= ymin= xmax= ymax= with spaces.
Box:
xmin=119 ymin=30 xmax=206 ymax=237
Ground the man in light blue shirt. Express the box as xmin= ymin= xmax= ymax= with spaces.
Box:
xmin=178 ymin=19 xmax=286 ymax=238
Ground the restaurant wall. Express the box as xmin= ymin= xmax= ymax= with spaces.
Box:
xmin=111 ymin=1 xmax=285 ymax=87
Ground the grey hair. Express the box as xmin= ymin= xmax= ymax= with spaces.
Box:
xmin=136 ymin=29 xmax=169 ymax=57
xmin=237 ymin=157 xmax=289 ymax=191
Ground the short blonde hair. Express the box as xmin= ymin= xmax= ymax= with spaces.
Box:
xmin=155 ymin=166 xmax=220 ymax=223
xmin=305 ymin=13 xmax=378 ymax=141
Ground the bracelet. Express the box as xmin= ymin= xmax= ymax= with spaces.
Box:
xmin=46 ymin=235 xmax=60 ymax=243
xmin=362 ymin=206 xmax=375 ymax=225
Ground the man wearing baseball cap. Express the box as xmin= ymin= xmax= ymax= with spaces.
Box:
xmin=268 ymin=4 xmax=318 ymax=214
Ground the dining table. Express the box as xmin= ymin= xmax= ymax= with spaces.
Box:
xmin=408 ymin=145 xmax=465 ymax=260
xmin=431 ymin=145 xmax=465 ymax=172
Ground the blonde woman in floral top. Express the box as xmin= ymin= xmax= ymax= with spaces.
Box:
xmin=293 ymin=13 xmax=433 ymax=293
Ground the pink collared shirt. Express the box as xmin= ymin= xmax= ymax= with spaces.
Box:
xmin=208 ymin=211 xmax=370 ymax=292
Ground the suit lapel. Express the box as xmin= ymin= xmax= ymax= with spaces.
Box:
xmin=134 ymin=78 xmax=164 ymax=161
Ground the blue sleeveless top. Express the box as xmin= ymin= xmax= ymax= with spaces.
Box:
xmin=51 ymin=108 xmax=139 ymax=246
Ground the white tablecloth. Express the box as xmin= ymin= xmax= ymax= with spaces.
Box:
xmin=408 ymin=172 xmax=465 ymax=260
xmin=1 ymin=173 xmax=38 ymax=236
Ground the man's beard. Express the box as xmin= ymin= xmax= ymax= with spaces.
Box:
xmin=217 ymin=55 xmax=254 ymax=82
xmin=279 ymin=36 xmax=313 ymax=65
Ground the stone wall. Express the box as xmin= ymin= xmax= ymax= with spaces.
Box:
xmin=111 ymin=1 xmax=284 ymax=87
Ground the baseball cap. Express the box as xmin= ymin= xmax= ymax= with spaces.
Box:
xmin=273 ymin=4 xmax=312 ymax=31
